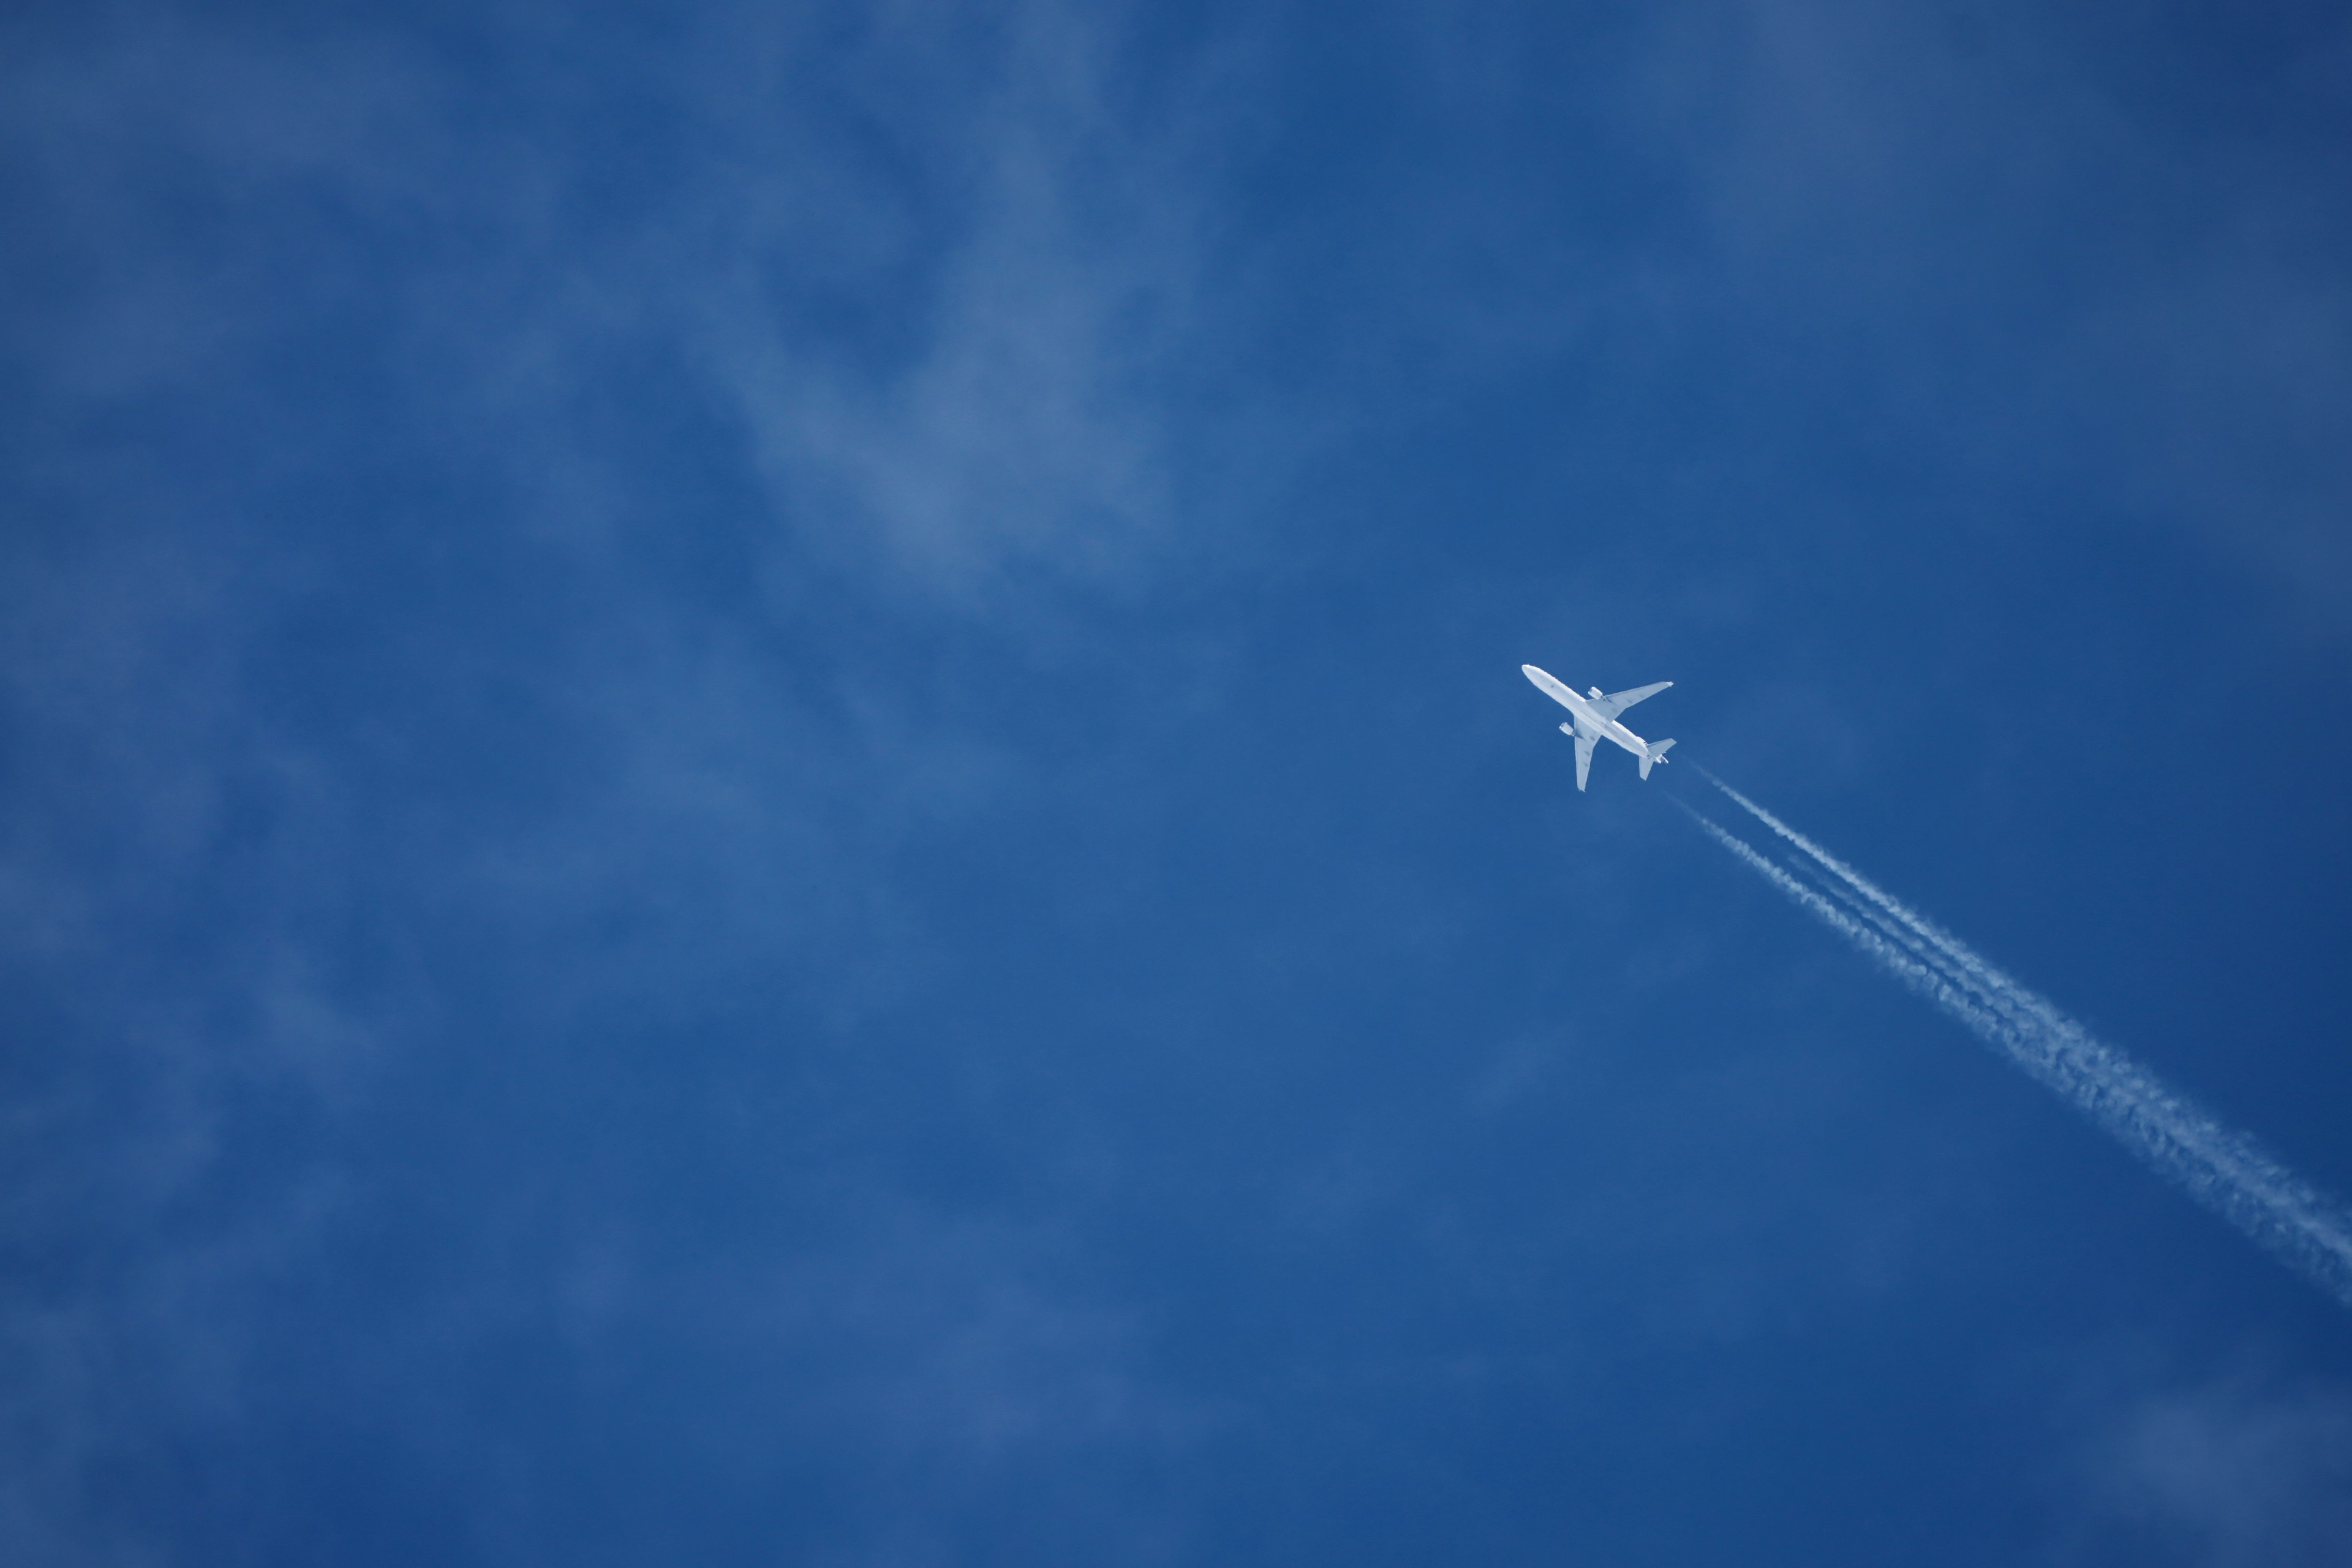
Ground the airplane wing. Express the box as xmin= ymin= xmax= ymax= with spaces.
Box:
xmin=1573 ymin=728 xmax=1594 ymax=791
xmin=1590 ymin=680 xmax=1671 ymax=722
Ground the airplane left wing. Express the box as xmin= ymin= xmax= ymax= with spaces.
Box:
xmin=1590 ymin=680 xmax=1671 ymax=722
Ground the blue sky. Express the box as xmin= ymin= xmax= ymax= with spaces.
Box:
xmin=6 ymin=2 xmax=2352 ymax=1562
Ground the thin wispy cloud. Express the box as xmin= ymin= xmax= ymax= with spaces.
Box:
xmin=0 ymin=6 xmax=1268 ymax=1553
xmin=2084 ymin=1370 xmax=2352 ymax=1566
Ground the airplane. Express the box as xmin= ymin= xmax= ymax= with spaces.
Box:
xmin=1521 ymin=664 xmax=1676 ymax=791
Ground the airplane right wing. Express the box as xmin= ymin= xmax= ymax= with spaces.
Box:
xmin=1590 ymin=680 xmax=1671 ymax=722
xmin=1572 ymin=728 xmax=1594 ymax=791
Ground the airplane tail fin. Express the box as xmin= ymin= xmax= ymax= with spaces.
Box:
xmin=1638 ymin=738 xmax=1676 ymax=780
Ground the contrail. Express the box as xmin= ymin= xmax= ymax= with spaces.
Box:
xmin=1681 ymin=768 xmax=2352 ymax=1310
xmin=1675 ymin=803 xmax=2019 ymax=1046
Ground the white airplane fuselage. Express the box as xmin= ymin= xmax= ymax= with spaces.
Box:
xmin=1522 ymin=665 xmax=1653 ymax=756
xmin=1521 ymin=664 xmax=1676 ymax=790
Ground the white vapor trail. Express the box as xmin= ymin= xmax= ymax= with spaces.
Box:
xmin=1681 ymin=769 xmax=2352 ymax=1310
